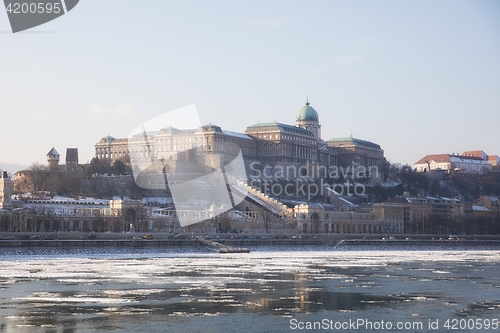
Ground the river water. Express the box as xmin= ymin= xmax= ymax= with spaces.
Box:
xmin=0 ymin=246 xmax=499 ymax=332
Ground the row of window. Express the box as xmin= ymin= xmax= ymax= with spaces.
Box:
xmin=256 ymin=134 xmax=315 ymax=145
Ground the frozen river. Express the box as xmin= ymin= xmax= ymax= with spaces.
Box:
xmin=0 ymin=246 xmax=499 ymax=332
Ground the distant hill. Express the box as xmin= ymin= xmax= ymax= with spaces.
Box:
xmin=0 ymin=163 xmax=29 ymax=175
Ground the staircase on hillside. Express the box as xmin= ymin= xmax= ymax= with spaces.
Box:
xmin=229 ymin=178 xmax=294 ymax=218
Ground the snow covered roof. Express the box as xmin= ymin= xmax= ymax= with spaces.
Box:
xmin=415 ymin=153 xmax=491 ymax=165
xmin=141 ymin=197 xmax=174 ymax=205
xmin=473 ymin=205 xmax=491 ymax=212
xmin=449 ymin=156 xmax=490 ymax=164
xmin=425 ymin=196 xmax=460 ymax=203
xmin=338 ymin=197 xmax=355 ymax=206
xmin=26 ymin=196 xmax=110 ymax=205
xmin=400 ymin=196 xmax=461 ymax=204
xmin=380 ymin=181 xmax=401 ymax=188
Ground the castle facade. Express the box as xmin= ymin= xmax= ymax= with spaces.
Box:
xmin=95 ymin=101 xmax=385 ymax=179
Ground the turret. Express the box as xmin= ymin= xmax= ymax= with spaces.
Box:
xmin=47 ymin=147 xmax=60 ymax=171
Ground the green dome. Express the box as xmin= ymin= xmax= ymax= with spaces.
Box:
xmin=296 ymin=101 xmax=319 ymax=122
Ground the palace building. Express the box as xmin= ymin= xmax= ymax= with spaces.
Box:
xmin=94 ymin=100 xmax=385 ymax=179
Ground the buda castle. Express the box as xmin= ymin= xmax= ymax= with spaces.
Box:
xmin=95 ymin=101 xmax=385 ymax=180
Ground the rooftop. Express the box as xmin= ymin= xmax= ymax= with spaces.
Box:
xmin=415 ymin=154 xmax=492 ymax=165
xmin=99 ymin=135 xmax=115 ymax=143
xmin=66 ymin=148 xmax=78 ymax=162
xmin=462 ymin=150 xmax=487 ymax=159
xmin=246 ymin=122 xmax=314 ymax=137
xmin=326 ymin=137 xmax=381 ymax=150
xmin=46 ymin=147 xmax=60 ymax=157
xmin=200 ymin=123 xmax=222 ymax=132
xmin=221 ymin=130 xmax=253 ymax=140
xmin=473 ymin=205 xmax=491 ymax=212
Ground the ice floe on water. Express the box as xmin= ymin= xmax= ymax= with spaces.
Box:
xmin=0 ymin=247 xmax=499 ymax=332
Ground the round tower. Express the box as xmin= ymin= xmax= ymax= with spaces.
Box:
xmin=47 ymin=147 xmax=60 ymax=170
xmin=295 ymin=99 xmax=321 ymax=140
xmin=0 ymin=171 xmax=12 ymax=209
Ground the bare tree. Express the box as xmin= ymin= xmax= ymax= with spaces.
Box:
xmin=218 ymin=212 xmax=232 ymax=233
xmin=61 ymin=172 xmax=84 ymax=198
xmin=153 ymin=219 xmax=167 ymax=233
xmin=259 ymin=208 xmax=273 ymax=233
xmin=31 ymin=205 xmax=49 ymax=232
xmin=28 ymin=163 xmax=50 ymax=194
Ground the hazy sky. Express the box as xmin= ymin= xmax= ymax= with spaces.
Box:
xmin=1 ymin=0 xmax=499 ymax=170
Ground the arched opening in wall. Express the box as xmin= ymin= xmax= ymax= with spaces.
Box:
xmin=300 ymin=166 xmax=308 ymax=177
xmin=311 ymin=213 xmax=320 ymax=233
xmin=13 ymin=218 xmax=19 ymax=232
xmin=125 ymin=208 xmax=137 ymax=232
xmin=110 ymin=218 xmax=121 ymax=233
xmin=98 ymin=219 xmax=107 ymax=233
xmin=140 ymin=219 xmax=149 ymax=233
xmin=82 ymin=220 xmax=89 ymax=232
xmin=26 ymin=218 xmax=33 ymax=232
xmin=0 ymin=215 xmax=9 ymax=232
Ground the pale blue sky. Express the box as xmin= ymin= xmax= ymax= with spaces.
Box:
xmin=1 ymin=0 xmax=499 ymax=170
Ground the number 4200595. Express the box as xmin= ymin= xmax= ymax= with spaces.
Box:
xmin=444 ymin=319 xmax=499 ymax=330
xmin=6 ymin=2 xmax=61 ymax=14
